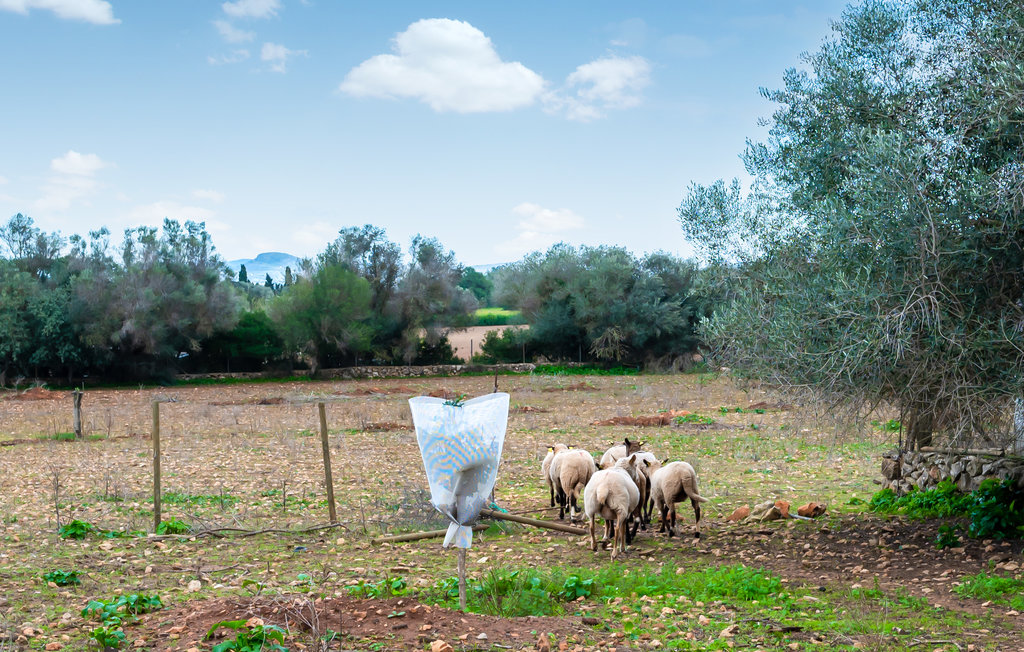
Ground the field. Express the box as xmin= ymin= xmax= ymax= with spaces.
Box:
xmin=1 ymin=373 xmax=1022 ymax=651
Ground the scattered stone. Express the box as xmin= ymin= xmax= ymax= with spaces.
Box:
xmin=186 ymin=579 xmax=202 ymax=593
xmin=537 ymin=633 xmax=552 ymax=652
xmin=430 ymin=641 xmax=453 ymax=652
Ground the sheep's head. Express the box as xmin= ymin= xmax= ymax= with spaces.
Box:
xmin=623 ymin=438 xmax=643 ymax=454
xmin=614 ymin=454 xmax=642 ymax=483
xmin=547 ymin=443 xmax=568 ymax=455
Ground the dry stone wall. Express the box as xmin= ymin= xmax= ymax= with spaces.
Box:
xmin=881 ymin=449 xmax=1024 ymax=494
xmin=178 ymin=363 xmax=537 ymax=383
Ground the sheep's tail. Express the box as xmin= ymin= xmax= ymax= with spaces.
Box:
xmin=685 ymin=482 xmax=709 ymax=504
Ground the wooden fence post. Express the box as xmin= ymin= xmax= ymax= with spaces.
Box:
xmin=72 ymin=390 xmax=83 ymax=439
xmin=152 ymin=401 xmax=161 ymax=532
xmin=318 ymin=402 xmax=338 ymax=523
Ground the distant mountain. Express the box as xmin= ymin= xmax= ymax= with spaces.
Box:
xmin=227 ymin=252 xmax=302 ymax=283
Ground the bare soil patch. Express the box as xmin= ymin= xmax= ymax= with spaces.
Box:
xmin=143 ymin=595 xmax=610 ymax=651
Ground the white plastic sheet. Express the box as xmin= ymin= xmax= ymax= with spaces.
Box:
xmin=410 ymin=392 xmax=510 ymax=548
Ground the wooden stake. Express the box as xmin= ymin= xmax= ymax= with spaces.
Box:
xmin=318 ymin=402 xmax=337 ymax=523
xmin=457 ymin=547 xmax=467 ymax=611
xmin=152 ymin=401 xmax=161 ymax=532
xmin=72 ymin=390 xmax=83 ymax=439
xmin=370 ymin=524 xmax=488 ymax=544
xmin=480 ymin=508 xmax=587 ymax=534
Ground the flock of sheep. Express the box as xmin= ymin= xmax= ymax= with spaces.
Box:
xmin=542 ymin=438 xmax=707 ymax=559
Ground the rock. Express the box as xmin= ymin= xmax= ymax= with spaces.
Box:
xmin=582 ymin=617 xmax=600 ymax=626
xmin=881 ymin=458 xmax=901 ymax=480
xmin=720 ymin=624 xmax=739 ymax=638
xmin=186 ymin=579 xmax=202 ymax=593
xmin=45 ymin=643 xmax=63 ymax=651
xmin=774 ymin=500 xmax=791 ymax=518
xmin=430 ymin=641 xmax=453 ymax=652
xmin=726 ymin=505 xmax=750 ymax=522
xmin=759 ymin=506 xmax=783 ymax=522
xmin=476 ymin=632 xmax=488 ymax=640
xmin=537 ymin=634 xmax=552 ymax=652
xmin=797 ymin=502 xmax=827 ymax=518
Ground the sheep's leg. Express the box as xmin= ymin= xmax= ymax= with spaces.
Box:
xmin=691 ymin=497 xmax=702 ymax=539
xmin=556 ymin=487 xmax=566 ymax=520
xmin=548 ymin=482 xmax=555 ymax=508
xmin=605 ymin=518 xmax=614 ymax=542
xmin=612 ymin=514 xmax=626 ymax=560
xmin=667 ymin=504 xmax=677 ymax=538
xmin=589 ymin=515 xmax=598 ymax=552
xmin=569 ymin=486 xmax=579 ymax=521
xmin=658 ymin=503 xmax=669 ymax=534
xmin=627 ymin=512 xmax=639 ymax=545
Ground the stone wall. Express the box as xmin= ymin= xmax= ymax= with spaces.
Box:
xmin=881 ymin=449 xmax=1024 ymax=494
xmin=177 ymin=363 xmax=537 ymax=383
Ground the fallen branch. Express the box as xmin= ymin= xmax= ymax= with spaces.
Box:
xmin=480 ymin=508 xmax=587 ymax=535
xmin=370 ymin=524 xmax=488 ymax=545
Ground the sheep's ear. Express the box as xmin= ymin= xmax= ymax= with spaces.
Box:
xmin=546 ymin=446 xmax=553 ymax=452
xmin=644 ymin=459 xmax=651 ymax=467
xmin=624 ymin=437 xmax=632 ymax=446
xmin=628 ymin=454 xmax=637 ymax=465
xmin=662 ymin=458 xmax=670 ymax=466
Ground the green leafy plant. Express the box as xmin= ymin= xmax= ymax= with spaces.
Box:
xmin=90 ymin=624 xmax=126 ymax=650
xmin=43 ymin=569 xmax=80 ymax=586
xmin=155 ymin=517 xmax=190 ymax=535
xmin=205 ymin=620 xmax=288 ymax=652
xmin=559 ymin=575 xmax=594 ymax=600
xmin=967 ymin=478 xmax=1024 ymax=540
xmin=442 ymin=393 xmax=468 ymax=407
xmin=934 ymin=524 xmax=960 ymax=549
xmin=59 ymin=519 xmax=97 ymax=539
xmin=674 ymin=413 xmax=715 ymax=425
xmin=82 ymin=594 xmax=163 ymax=625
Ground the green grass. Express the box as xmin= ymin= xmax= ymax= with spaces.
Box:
xmin=473 ymin=307 xmax=525 ymax=326
xmin=533 ymin=364 xmax=640 ymax=376
xmin=953 ymin=573 xmax=1024 ymax=610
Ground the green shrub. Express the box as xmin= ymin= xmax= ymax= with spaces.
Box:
xmin=870 ymin=477 xmax=1024 ymax=540
xmin=675 ymin=413 xmax=715 ymax=425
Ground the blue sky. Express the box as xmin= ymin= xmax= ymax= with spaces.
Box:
xmin=0 ymin=0 xmax=850 ymax=266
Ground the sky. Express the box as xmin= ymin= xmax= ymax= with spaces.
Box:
xmin=0 ymin=0 xmax=851 ymax=266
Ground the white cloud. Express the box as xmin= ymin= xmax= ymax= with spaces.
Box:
xmin=33 ymin=150 xmax=111 ymax=212
xmin=192 ymin=189 xmax=225 ymax=203
xmin=261 ymin=42 xmax=306 ymax=73
xmin=128 ymin=201 xmax=219 ymax=226
xmin=208 ymin=49 xmax=250 ymax=65
xmin=0 ymin=0 xmax=118 ymax=24
xmin=495 ymin=202 xmax=585 ymax=257
xmin=51 ymin=150 xmax=108 ymax=176
xmin=0 ymin=175 xmax=8 ymax=184
xmin=213 ymin=19 xmax=254 ymax=43
xmin=555 ymin=55 xmax=651 ymax=121
xmin=339 ymin=18 xmax=546 ymax=113
xmin=221 ymin=0 xmax=280 ymax=19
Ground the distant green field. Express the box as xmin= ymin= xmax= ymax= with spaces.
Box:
xmin=474 ymin=307 xmax=525 ymax=326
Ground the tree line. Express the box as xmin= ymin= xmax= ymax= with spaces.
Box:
xmin=0 ymin=216 xmax=711 ymax=384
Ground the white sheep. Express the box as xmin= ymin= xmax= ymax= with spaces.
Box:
xmin=599 ymin=437 xmax=643 ymax=469
xmin=542 ymin=444 xmax=568 ymax=507
xmin=584 ymin=454 xmax=643 ymax=560
xmin=650 ymin=461 xmax=709 ymax=538
xmin=549 ymin=448 xmax=597 ymax=520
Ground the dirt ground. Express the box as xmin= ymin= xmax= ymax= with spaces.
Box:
xmin=1 ymin=373 xmax=1022 ymax=651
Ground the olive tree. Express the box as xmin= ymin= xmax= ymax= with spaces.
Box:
xmin=679 ymin=0 xmax=1024 ymax=448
